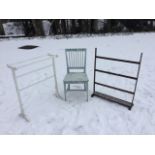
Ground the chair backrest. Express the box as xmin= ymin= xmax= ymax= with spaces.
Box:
xmin=65 ymin=48 xmax=87 ymax=73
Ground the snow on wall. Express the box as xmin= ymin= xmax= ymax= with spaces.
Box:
xmin=42 ymin=20 xmax=51 ymax=36
xmin=97 ymin=19 xmax=105 ymax=31
xmin=2 ymin=22 xmax=25 ymax=36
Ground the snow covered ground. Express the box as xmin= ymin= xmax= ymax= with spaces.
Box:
xmin=0 ymin=33 xmax=155 ymax=134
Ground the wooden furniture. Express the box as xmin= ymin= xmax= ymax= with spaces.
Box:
xmin=64 ymin=48 xmax=89 ymax=101
xmin=91 ymin=48 xmax=143 ymax=110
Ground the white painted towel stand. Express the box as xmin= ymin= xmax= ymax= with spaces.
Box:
xmin=7 ymin=54 xmax=60 ymax=122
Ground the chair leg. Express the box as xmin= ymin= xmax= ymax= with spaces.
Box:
xmin=68 ymin=84 xmax=70 ymax=91
xmin=86 ymin=82 xmax=88 ymax=101
xmin=64 ymin=83 xmax=67 ymax=101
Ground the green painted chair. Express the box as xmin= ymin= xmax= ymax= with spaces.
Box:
xmin=63 ymin=48 xmax=89 ymax=101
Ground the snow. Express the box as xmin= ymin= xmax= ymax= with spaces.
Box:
xmin=0 ymin=33 xmax=155 ymax=134
xmin=42 ymin=20 xmax=51 ymax=36
xmin=97 ymin=19 xmax=105 ymax=31
xmin=2 ymin=22 xmax=25 ymax=36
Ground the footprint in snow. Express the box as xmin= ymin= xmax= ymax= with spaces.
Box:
xmin=47 ymin=118 xmax=55 ymax=124
xmin=74 ymin=125 xmax=85 ymax=133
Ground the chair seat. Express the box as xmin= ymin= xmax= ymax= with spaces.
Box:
xmin=64 ymin=73 xmax=88 ymax=83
